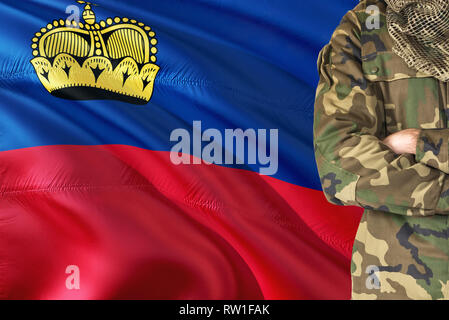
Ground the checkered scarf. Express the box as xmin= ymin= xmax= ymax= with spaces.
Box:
xmin=385 ymin=0 xmax=449 ymax=81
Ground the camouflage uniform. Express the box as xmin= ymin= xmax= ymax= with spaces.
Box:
xmin=314 ymin=0 xmax=449 ymax=299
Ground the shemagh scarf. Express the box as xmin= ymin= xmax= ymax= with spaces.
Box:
xmin=385 ymin=0 xmax=449 ymax=81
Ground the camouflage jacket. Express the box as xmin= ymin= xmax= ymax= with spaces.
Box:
xmin=314 ymin=0 xmax=449 ymax=299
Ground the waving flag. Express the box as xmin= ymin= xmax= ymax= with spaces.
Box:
xmin=0 ymin=0 xmax=361 ymax=299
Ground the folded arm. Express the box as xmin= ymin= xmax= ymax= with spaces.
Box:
xmin=415 ymin=129 xmax=449 ymax=174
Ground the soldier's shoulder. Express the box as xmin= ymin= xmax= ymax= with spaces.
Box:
xmin=348 ymin=0 xmax=387 ymax=25
xmin=334 ymin=1 xmax=387 ymax=33
xmin=342 ymin=0 xmax=393 ymax=54
xmin=349 ymin=0 xmax=388 ymax=26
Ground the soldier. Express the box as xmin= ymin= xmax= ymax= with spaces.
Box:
xmin=314 ymin=0 xmax=449 ymax=299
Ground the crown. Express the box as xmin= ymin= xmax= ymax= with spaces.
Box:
xmin=30 ymin=1 xmax=160 ymax=105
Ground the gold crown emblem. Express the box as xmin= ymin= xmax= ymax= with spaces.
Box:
xmin=30 ymin=1 xmax=160 ymax=105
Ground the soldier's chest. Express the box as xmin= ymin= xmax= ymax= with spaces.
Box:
xmin=376 ymin=78 xmax=449 ymax=134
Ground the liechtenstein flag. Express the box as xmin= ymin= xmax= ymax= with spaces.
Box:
xmin=0 ymin=0 xmax=361 ymax=299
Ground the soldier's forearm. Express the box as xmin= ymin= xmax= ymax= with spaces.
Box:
xmin=415 ymin=129 xmax=449 ymax=175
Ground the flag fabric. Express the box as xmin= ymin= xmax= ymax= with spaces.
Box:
xmin=0 ymin=0 xmax=362 ymax=299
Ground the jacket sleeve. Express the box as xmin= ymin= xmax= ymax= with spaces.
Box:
xmin=314 ymin=10 xmax=449 ymax=216
xmin=415 ymin=129 xmax=449 ymax=174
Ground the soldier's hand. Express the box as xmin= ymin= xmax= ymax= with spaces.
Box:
xmin=382 ymin=129 xmax=421 ymax=155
